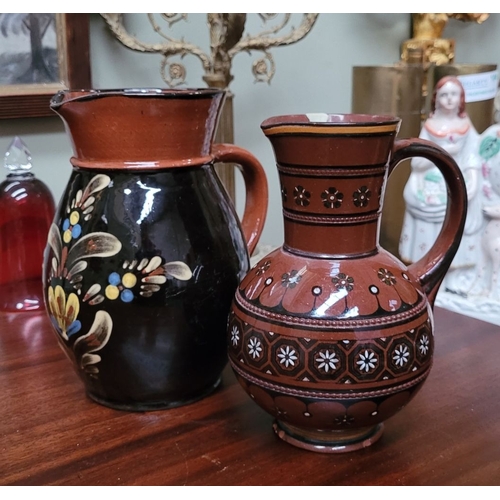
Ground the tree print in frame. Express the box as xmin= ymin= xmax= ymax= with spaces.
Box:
xmin=0 ymin=13 xmax=91 ymax=119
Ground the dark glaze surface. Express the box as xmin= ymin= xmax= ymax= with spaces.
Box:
xmin=1 ymin=307 xmax=499 ymax=485
xmin=43 ymin=87 xmax=267 ymax=410
xmin=44 ymin=165 xmax=248 ymax=408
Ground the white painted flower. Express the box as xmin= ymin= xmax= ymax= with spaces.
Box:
xmin=315 ymin=349 xmax=339 ymax=372
xmin=248 ymin=337 xmax=262 ymax=359
xmin=393 ymin=344 xmax=410 ymax=367
xmin=419 ymin=335 xmax=430 ymax=355
xmin=356 ymin=350 xmax=377 ymax=372
xmin=230 ymin=325 xmax=240 ymax=346
xmin=277 ymin=345 xmax=298 ymax=368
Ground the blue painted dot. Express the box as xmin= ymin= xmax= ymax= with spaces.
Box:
xmin=120 ymin=289 xmax=134 ymax=303
xmin=72 ymin=224 xmax=82 ymax=238
xmin=62 ymin=219 xmax=70 ymax=231
xmin=108 ymin=272 xmax=121 ymax=286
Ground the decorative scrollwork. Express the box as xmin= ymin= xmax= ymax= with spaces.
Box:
xmin=258 ymin=14 xmax=278 ymax=22
xmin=101 ymin=13 xmax=211 ymax=73
xmin=148 ymin=14 xmax=182 ymax=42
xmin=161 ymin=13 xmax=187 ymax=27
xmin=100 ymin=13 xmax=319 ymax=89
xmin=252 ymin=51 xmax=276 ymax=84
xmin=160 ymin=58 xmax=187 ymax=87
xmin=256 ymin=14 xmax=291 ymax=37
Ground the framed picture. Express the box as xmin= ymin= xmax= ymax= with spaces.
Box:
xmin=0 ymin=13 xmax=91 ymax=119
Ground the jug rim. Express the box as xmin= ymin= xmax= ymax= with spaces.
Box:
xmin=50 ymin=87 xmax=225 ymax=108
xmin=261 ymin=113 xmax=401 ymax=129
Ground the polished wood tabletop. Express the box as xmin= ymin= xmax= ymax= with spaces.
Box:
xmin=1 ymin=306 xmax=499 ymax=486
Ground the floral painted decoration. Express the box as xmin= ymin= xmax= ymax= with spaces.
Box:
xmin=332 ymin=273 xmax=354 ymax=292
xmin=378 ymin=268 xmax=396 ymax=286
xmin=294 ymin=186 xmax=311 ymax=207
xmin=47 ymin=285 xmax=81 ymax=340
xmin=321 ymin=187 xmax=343 ymax=209
xmin=353 ymin=186 xmax=371 ymax=208
xmin=356 ymin=349 xmax=378 ymax=373
xmin=282 ymin=269 xmax=303 ymax=288
xmin=46 ymin=174 xmax=193 ymax=377
xmin=240 ymin=258 xmax=419 ymax=319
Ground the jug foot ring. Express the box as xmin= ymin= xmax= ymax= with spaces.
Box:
xmin=86 ymin=377 xmax=222 ymax=412
xmin=272 ymin=420 xmax=384 ymax=454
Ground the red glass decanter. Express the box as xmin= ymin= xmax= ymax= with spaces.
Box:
xmin=0 ymin=137 xmax=55 ymax=312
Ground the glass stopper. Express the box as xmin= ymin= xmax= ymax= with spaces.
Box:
xmin=4 ymin=136 xmax=32 ymax=174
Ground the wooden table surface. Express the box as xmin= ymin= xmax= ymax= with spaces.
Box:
xmin=1 ymin=306 xmax=499 ymax=486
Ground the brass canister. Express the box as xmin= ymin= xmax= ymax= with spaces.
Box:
xmin=352 ymin=64 xmax=427 ymax=257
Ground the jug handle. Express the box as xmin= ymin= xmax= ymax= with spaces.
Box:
xmin=212 ymin=144 xmax=269 ymax=256
xmin=389 ymin=138 xmax=467 ymax=306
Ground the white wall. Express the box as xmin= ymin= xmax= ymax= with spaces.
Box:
xmin=1 ymin=13 xmax=499 ymax=248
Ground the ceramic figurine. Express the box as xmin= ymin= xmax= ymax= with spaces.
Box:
xmin=469 ymin=124 xmax=500 ymax=299
xmin=227 ymin=113 xmax=466 ymax=453
xmin=43 ymin=88 xmax=268 ymax=410
xmin=435 ymin=123 xmax=500 ymax=325
xmin=399 ymin=76 xmax=483 ymax=295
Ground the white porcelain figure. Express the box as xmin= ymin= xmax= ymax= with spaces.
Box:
xmin=431 ymin=122 xmax=500 ymax=326
xmin=400 ymin=76 xmax=483 ymax=295
xmin=468 ymin=124 xmax=500 ymax=299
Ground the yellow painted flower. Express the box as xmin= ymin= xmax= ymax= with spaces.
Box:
xmin=62 ymin=211 xmax=83 ymax=243
xmin=47 ymin=285 xmax=81 ymax=341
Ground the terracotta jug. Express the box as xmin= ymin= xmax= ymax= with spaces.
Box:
xmin=43 ymin=88 xmax=267 ymax=410
xmin=227 ymin=113 xmax=466 ymax=453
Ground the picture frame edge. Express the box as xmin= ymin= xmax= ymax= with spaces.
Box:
xmin=0 ymin=13 xmax=91 ymax=120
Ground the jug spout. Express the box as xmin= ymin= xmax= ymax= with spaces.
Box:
xmin=261 ymin=114 xmax=401 ymax=257
xmin=51 ymin=88 xmax=226 ymax=169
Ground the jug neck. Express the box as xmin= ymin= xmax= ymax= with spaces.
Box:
xmin=262 ymin=114 xmax=400 ymax=258
xmin=50 ymin=88 xmax=226 ymax=170
xmin=278 ymin=166 xmax=387 ymax=257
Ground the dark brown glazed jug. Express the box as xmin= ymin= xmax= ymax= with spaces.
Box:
xmin=43 ymin=88 xmax=267 ymax=410
xmin=227 ymin=113 xmax=466 ymax=453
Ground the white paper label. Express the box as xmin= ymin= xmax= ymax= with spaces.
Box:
xmin=457 ymin=70 xmax=499 ymax=103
